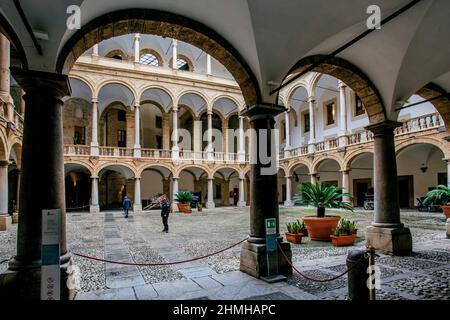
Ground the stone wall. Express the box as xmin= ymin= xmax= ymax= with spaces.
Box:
xmin=63 ymin=98 xmax=92 ymax=145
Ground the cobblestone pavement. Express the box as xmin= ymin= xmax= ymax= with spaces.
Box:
xmin=0 ymin=207 xmax=448 ymax=300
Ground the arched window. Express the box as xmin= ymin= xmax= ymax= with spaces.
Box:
xmin=140 ymin=53 xmax=159 ymax=66
xmin=112 ymin=55 xmax=123 ymax=61
xmin=177 ymin=58 xmax=189 ymax=71
xmin=169 ymin=55 xmax=193 ymax=72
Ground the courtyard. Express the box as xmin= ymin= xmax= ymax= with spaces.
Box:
xmin=1 ymin=207 xmax=448 ymax=300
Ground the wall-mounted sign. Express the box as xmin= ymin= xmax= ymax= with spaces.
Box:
xmin=41 ymin=209 xmax=61 ymax=301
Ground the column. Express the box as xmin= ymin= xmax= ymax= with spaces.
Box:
xmin=0 ymin=161 xmax=11 ymax=231
xmin=237 ymin=116 xmax=245 ymax=162
xmin=90 ymin=177 xmax=99 ymax=213
xmin=134 ymin=103 xmax=141 ymax=157
xmin=206 ymin=54 xmax=212 ymax=75
xmin=162 ymin=113 xmax=171 ymax=150
xmin=446 ymin=160 xmax=450 ymax=187
xmin=339 ymin=81 xmax=348 ymax=147
xmin=172 ymin=177 xmax=179 ymax=211
xmin=342 ymin=170 xmax=351 ymax=203
xmin=193 ymin=119 xmax=202 ymax=154
xmin=171 ymin=106 xmax=179 ymax=159
xmin=239 ymin=104 xmax=292 ymax=279
xmin=1 ymin=69 xmax=72 ymax=299
xmin=238 ymin=177 xmax=246 ymax=207
xmin=284 ymin=176 xmax=293 ymax=207
xmin=92 ymin=44 xmax=99 ymax=57
xmin=134 ymin=34 xmax=140 ymax=63
xmin=172 ymin=39 xmax=178 ymax=69
xmin=90 ymin=98 xmax=99 ymax=156
xmin=222 ymin=119 xmax=229 ymax=156
xmin=0 ymin=34 xmax=13 ymax=122
xmin=308 ymin=96 xmax=316 ymax=153
xmin=206 ymin=178 xmax=215 ymax=209
xmin=365 ymin=120 xmax=412 ymax=256
xmin=206 ymin=111 xmax=214 ymax=160
xmin=134 ymin=178 xmax=142 ymax=213
xmin=284 ymin=111 xmax=291 ymax=150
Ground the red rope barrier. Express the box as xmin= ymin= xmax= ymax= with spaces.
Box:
xmin=67 ymin=204 xmax=90 ymax=211
xmin=277 ymin=241 xmax=366 ymax=283
xmin=73 ymin=237 xmax=248 ymax=266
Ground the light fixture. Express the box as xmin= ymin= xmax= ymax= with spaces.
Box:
xmin=420 ymin=166 xmax=428 ymax=173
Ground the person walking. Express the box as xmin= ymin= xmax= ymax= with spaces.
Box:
xmin=122 ymin=196 xmax=132 ymax=218
xmin=160 ymin=195 xmax=171 ymax=233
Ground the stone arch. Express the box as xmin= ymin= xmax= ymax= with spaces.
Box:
xmin=64 ymin=161 xmax=94 ymax=177
xmin=211 ymin=95 xmax=241 ymax=110
xmin=286 ymin=55 xmax=386 ymax=124
xmin=97 ymin=80 xmax=138 ymax=104
xmin=212 ymin=166 xmax=240 ymax=179
xmin=105 ymin=49 xmax=128 ymax=60
xmin=140 ymin=100 xmax=167 ymax=115
xmin=395 ymin=137 xmax=450 ymax=159
xmin=68 ymin=75 xmax=95 ymax=99
xmin=139 ymin=48 xmax=164 ymax=67
xmin=169 ymin=54 xmax=194 ymax=72
xmin=7 ymin=140 xmax=22 ymax=168
xmin=416 ymin=83 xmax=450 ymax=133
xmin=139 ymin=85 xmax=175 ymax=109
xmin=175 ymin=164 xmax=211 ymax=179
xmin=99 ymin=101 xmax=128 ymax=119
xmin=57 ymin=9 xmax=260 ymax=106
xmin=312 ymin=155 xmax=343 ymax=174
xmin=177 ymin=90 xmax=210 ymax=110
xmin=137 ymin=163 xmax=175 ymax=178
xmin=286 ymin=82 xmax=310 ymax=108
xmin=343 ymin=148 xmax=375 ymax=171
xmin=0 ymin=12 xmax=28 ymax=68
xmin=288 ymin=160 xmax=312 ymax=176
xmin=0 ymin=131 xmax=8 ymax=161
xmin=95 ymin=162 xmax=137 ymax=178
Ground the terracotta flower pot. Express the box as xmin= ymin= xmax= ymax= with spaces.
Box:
xmin=177 ymin=203 xmax=190 ymax=213
xmin=331 ymin=234 xmax=357 ymax=247
xmin=303 ymin=216 xmax=340 ymax=241
xmin=198 ymin=207 xmax=203 ymax=212
xmin=440 ymin=206 xmax=450 ymax=219
xmin=299 ymin=228 xmax=309 ymax=237
xmin=285 ymin=232 xmax=303 ymax=244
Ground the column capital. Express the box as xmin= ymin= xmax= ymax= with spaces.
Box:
xmin=91 ymin=98 xmax=98 ymax=104
xmin=338 ymin=80 xmax=347 ymax=89
xmin=134 ymin=33 xmax=141 ymax=40
xmin=135 ymin=177 xmax=141 ymax=180
xmin=365 ymin=120 xmax=402 ymax=136
xmin=172 ymin=105 xmax=179 ymax=112
xmin=341 ymin=170 xmax=351 ymax=174
xmin=240 ymin=103 xmax=286 ymax=122
xmin=0 ymin=160 xmax=10 ymax=167
xmin=308 ymin=96 xmax=316 ymax=103
xmin=10 ymin=68 xmax=71 ymax=97
xmin=90 ymin=176 xmax=99 ymax=179
xmin=135 ymin=102 xmax=141 ymax=109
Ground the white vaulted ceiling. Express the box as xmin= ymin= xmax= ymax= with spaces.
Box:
xmin=1 ymin=0 xmax=450 ymax=120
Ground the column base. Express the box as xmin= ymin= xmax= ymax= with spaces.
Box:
xmin=284 ymin=200 xmax=293 ymax=207
xmin=90 ymin=144 xmax=99 ymax=157
xmin=133 ymin=148 xmax=141 ymax=158
xmin=237 ymin=152 xmax=246 ymax=163
xmin=446 ymin=218 xmax=450 ymax=239
xmin=206 ymin=202 xmax=215 ymax=209
xmin=0 ymin=255 xmax=75 ymax=300
xmin=12 ymin=212 xmax=19 ymax=224
xmin=89 ymin=205 xmax=100 ymax=214
xmin=237 ymin=201 xmax=247 ymax=208
xmin=0 ymin=215 xmax=12 ymax=231
xmin=365 ymin=225 xmax=412 ymax=256
xmin=133 ymin=204 xmax=142 ymax=214
xmin=239 ymin=240 xmax=292 ymax=279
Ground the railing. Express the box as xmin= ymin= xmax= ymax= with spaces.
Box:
xmin=64 ymin=145 xmax=90 ymax=156
xmin=99 ymin=147 xmax=133 ymax=157
xmin=347 ymin=130 xmax=374 ymax=146
xmin=141 ymin=149 xmax=172 ymax=159
xmin=13 ymin=111 xmax=24 ymax=133
xmin=394 ymin=113 xmax=441 ymax=135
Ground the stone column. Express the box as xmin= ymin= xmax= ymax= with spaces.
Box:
xmin=193 ymin=119 xmax=202 ymax=153
xmin=0 ymin=69 xmax=72 ymax=299
xmin=163 ymin=179 xmax=170 ymax=199
xmin=0 ymin=34 xmax=13 ymax=122
xmin=446 ymin=160 xmax=450 ymax=187
xmin=221 ymin=180 xmax=230 ymax=205
xmin=284 ymin=176 xmax=293 ymax=207
xmin=171 ymin=106 xmax=179 ymax=159
xmin=365 ymin=120 xmax=412 ymax=256
xmin=90 ymin=177 xmax=99 ymax=213
xmin=222 ymin=119 xmax=229 ymax=155
xmin=206 ymin=178 xmax=215 ymax=209
xmin=238 ymin=177 xmax=246 ymax=207
xmin=134 ymin=34 xmax=140 ymax=63
xmin=206 ymin=111 xmax=214 ymax=160
xmin=172 ymin=177 xmax=179 ymax=211
xmin=0 ymin=161 xmax=11 ymax=231
xmin=134 ymin=178 xmax=142 ymax=213
xmin=342 ymin=170 xmax=351 ymax=203
xmin=239 ymin=104 xmax=292 ymax=279
xmin=308 ymin=97 xmax=316 ymax=154
xmin=92 ymin=44 xmax=99 ymax=57
xmin=311 ymin=173 xmax=317 ymax=185
xmin=162 ymin=113 xmax=170 ymax=150
xmin=206 ymin=54 xmax=212 ymax=75
xmin=284 ymin=112 xmax=291 ymax=150
xmin=12 ymin=168 xmax=21 ymax=224
xmin=172 ymin=39 xmax=178 ymax=69
xmin=338 ymin=81 xmax=348 ymax=147
xmin=134 ymin=103 xmax=141 ymax=157
xmin=237 ymin=116 xmax=245 ymax=162
xmin=90 ymin=98 xmax=99 ymax=156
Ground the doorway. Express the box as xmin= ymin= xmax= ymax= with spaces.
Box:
xmin=398 ymin=175 xmax=414 ymax=209
xmin=353 ymin=179 xmax=371 ymax=207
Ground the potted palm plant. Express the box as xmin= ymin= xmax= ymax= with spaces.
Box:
xmin=285 ymin=221 xmax=304 ymax=244
xmin=293 ymin=183 xmax=353 ymax=241
xmin=197 ymin=203 xmax=203 ymax=212
xmin=423 ymin=185 xmax=450 ymax=219
xmin=175 ymin=191 xmax=194 ymax=214
xmin=331 ymin=219 xmax=358 ymax=247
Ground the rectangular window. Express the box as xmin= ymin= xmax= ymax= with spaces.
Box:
xmin=117 ymin=130 xmax=126 ymax=148
xmin=326 ymin=102 xmax=336 ymax=126
xmin=355 ymin=94 xmax=365 ymax=117
xmin=304 ymin=113 xmax=310 ymax=133
xmin=118 ymin=110 xmax=126 ymax=122
xmin=215 ymin=183 xmax=222 ymax=199
xmin=155 ymin=116 xmax=163 ymax=129
xmin=156 ymin=135 xmax=163 ymax=149
xmin=73 ymin=126 xmax=86 ymax=145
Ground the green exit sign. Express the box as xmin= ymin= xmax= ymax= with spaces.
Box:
xmin=266 ymin=219 xmax=276 ymax=229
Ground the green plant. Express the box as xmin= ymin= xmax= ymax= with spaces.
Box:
xmin=333 ymin=219 xmax=357 ymax=236
xmin=197 ymin=203 xmax=203 ymax=209
xmin=296 ymin=219 xmax=306 ymax=230
xmin=175 ymin=191 xmax=193 ymax=204
xmin=423 ymin=185 xmax=450 ymax=206
xmin=293 ymin=183 xmax=353 ymax=218
xmin=286 ymin=221 xmax=301 ymax=234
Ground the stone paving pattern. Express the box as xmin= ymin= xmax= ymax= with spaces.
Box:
xmin=0 ymin=207 xmax=449 ymax=300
